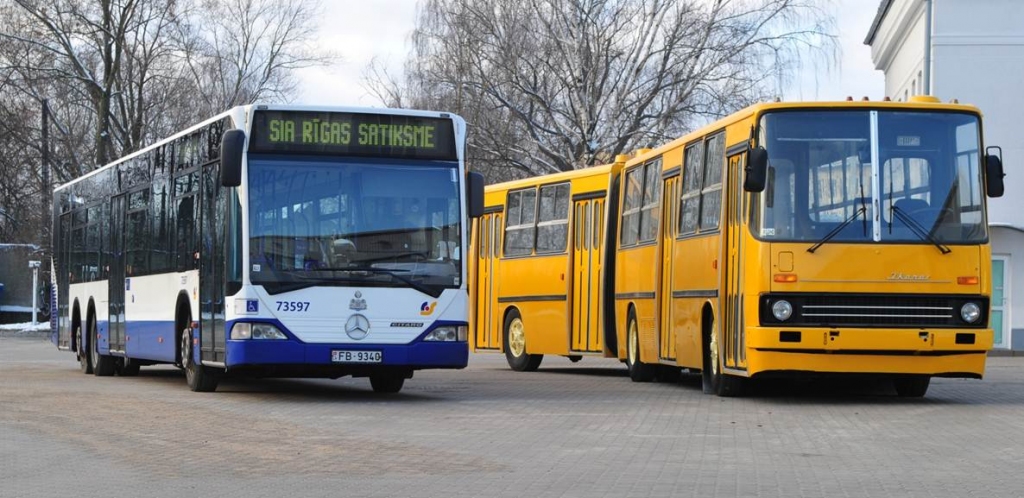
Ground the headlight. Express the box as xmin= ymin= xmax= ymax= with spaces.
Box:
xmin=230 ymin=323 xmax=288 ymax=340
xmin=772 ymin=300 xmax=793 ymax=321
xmin=424 ymin=326 xmax=468 ymax=342
xmin=961 ymin=302 xmax=981 ymax=323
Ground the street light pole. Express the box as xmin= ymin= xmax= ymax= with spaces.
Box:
xmin=41 ymin=99 xmax=50 ymax=251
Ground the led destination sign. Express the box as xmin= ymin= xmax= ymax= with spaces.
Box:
xmin=249 ymin=110 xmax=457 ymax=160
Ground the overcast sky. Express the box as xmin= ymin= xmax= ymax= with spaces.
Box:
xmin=295 ymin=0 xmax=886 ymax=107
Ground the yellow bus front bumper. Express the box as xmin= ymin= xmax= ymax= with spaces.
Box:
xmin=744 ymin=327 xmax=993 ymax=378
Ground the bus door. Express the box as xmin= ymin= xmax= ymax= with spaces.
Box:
xmin=722 ymin=152 xmax=746 ymax=370
xmin=474 ymin=213 xmax=501 ymax=350
xmin=199 ymin=161 xmax=225 ymax=363
xmin=571 ymin=198 xmax=603 ymax=352
xmin=108 ymin=193 xmax=127 ymax=353
xmin=659 ymin=174 xmax=680 ymax=361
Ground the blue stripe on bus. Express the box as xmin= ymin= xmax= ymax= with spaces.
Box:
xmin=123 ymin=320 xmax=177 ymax=362
xmin=224 ymin=319 xmax=469 ymax=368
xmin=225 ymin=340 xmax=468 ymax=368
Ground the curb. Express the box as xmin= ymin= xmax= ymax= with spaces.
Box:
xmin=0 ymin=330 xmax=51 ymax=338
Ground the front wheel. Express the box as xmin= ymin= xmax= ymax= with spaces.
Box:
xmin=893 ymin=375 xmax=930 ymax=397
xmin=90 ymin=314 xmax=116 ymax=377
xmin=182 ymin=324 xmax=219 ymax=392
xmin=702 ymin=313 xmax=744 ymax=397
xmin=369 ymin=374 xmax=405 ymax=393
xmin=503 ymin=310 xmax=543 ymax=372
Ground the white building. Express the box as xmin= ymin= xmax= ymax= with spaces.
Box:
xmin=866 ymin=0 xmax=1024 ymax=350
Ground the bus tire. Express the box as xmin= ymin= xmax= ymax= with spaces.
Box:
xmin=369 ymin=374 xmax=405 ymax=393
xmin=656 ymin=365 xmax=682 ymax=383
xmin=701 ymin=312 xmax=743 ymax=397
xmin=118 ymin=357 xmax=140 ymax=377
xmin=90 ymin=314 xmax=116 ymax=377
xmin=182 ymin=324 xmax=219 ymax=392
xmin=503 ymin=309 xmax=542 ymax=372
xmin=893 ymin=375 xmax=930 ymax=398
xmin=76 ymin=320 xmax=93 ymax=375
xmin=625 ymin=311 xmax=655 ymax=382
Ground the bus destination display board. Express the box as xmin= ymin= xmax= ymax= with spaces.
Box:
xmin=249 ymin=110 xmax=457 ymax=160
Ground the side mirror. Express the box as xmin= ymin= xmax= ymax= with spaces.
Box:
xmin=220 ymin=129 xmax=245 ymax=187
xmin=744 ymin=146 xmax=768 ymax=192
xmin=467 ymin=171 xmax=485 ymax=218
xmin=985 ymin=147 xmax=1005 ymax=198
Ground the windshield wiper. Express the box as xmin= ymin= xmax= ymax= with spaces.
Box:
xmin=259 ymin=277 xmax=367 ymax=295
xmin=890 ymin=205 xmax=951 ymax=254
xmin=351 ymin=251 xmax=431 ymax=264
xmin=807 ymin=207 xmax=867 ymax=254
xmin=325 ymin=266 xmax=442 ymax=298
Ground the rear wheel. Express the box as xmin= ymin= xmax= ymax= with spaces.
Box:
xmin=656 ymin=365 xmax=682 ymax=383
xmin=182 ymin=322 xmax=219 ymax=392
xmin=76 ymin=321 xmax=92 ymax=374
xmin=369 ymin=374 xmax=405 ymax=393
xmin=117 ymin=357 xmax=140 ymax=377
xmin=625 ymin=312 xmax=655 ymax=382
xmin=503 ymin=310 xmax=543 ymax=371
xmin=90 ymin=314 xmax=116 ymax=377
xmin=893 ymin=375 xmax=930 ymax=397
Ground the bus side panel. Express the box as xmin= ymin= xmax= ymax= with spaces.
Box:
xmin=612 ymin=244 xmax=653 ymax=362
xmin=672 ymin=234 xmax=721 ymax=369
xmin=496 ymin=254 xmax=570 ymax=355
xmin=124 ymin=272 xmax=189 ymax=363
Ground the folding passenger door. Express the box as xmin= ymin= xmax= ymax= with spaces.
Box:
xmin=659 ymin=174 xmax=680 ymax=361
xmin=571 ymin=197 xmax=603 ymax=353
xmin=474 ymin=213 xmax=501 ymax=350
xmin=722 ymin=152 xmax=746 ymax=370
xmin=108 ymin=193 xmax=127 ymax=353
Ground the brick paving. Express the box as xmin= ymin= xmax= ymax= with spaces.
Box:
xmin=2 ymin=335 xmax=1023 ymax=498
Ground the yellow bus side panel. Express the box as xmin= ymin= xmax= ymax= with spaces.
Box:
xmin=615 ymin=244 xmax=658 ymax=362
xmin=495 ymin=254 xmax=571 ymax=356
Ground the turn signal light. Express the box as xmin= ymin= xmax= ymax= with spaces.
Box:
xmin=957 ymin=276 xmax=979 ymax=285
xmin=773 ymin=274 xmax=798 ymax=283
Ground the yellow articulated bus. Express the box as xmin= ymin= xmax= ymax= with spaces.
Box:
xmin=470 ymin=96 xmax=1006 ymax=397
xmin=472 ymin=163 xmax=624 ymax=370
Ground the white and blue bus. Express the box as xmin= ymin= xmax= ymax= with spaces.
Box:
xmin=51 ymin=105 xmax=484 ymax=392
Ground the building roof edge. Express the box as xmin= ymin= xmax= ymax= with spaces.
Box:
xmin=864 ymin=0 xmax=895 ymax=45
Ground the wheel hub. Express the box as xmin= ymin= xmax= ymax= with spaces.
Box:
xmin=508 ymin=318 xmax=526 ymax=357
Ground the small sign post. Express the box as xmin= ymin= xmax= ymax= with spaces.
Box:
xmin=28 ymin=260 xmax=41 ymax=325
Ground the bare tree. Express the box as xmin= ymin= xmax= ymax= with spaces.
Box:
xmin=0 ymin=0 xmax=334 ymax=248
xmin=370 ymin=0 xmax=837 ymax=181
xmin=174 ymin=0 xmax=335 ymax=114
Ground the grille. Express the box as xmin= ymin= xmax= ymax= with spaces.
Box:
xmin=761 ymin=294 xmax=987 ymax=328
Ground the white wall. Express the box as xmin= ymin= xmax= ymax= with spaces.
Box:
xmin=930 ymin=0 xmax=1024 ymax=230
xmin=868 ymin=0 xmax=1024 ymax=348
xmin=869 ymin=0 xmax=928 ymax=100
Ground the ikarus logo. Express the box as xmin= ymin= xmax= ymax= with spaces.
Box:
xmin=420 ymin=301 xmax=437 ymax=316
xmin=888 ymin=272 xmax=930 ymax=281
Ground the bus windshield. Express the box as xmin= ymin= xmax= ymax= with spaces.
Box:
xmin=247 ymin=156 xmax=463 ymax=295
xmin=755 ymin=110 xmax=987 ymax=245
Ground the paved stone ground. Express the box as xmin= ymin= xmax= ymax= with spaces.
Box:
xmin=2 ymin=335 xmax=1023 ymax=498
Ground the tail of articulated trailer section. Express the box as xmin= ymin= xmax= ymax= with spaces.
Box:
xmin=49 ymin=259 xmax=57 ymax=346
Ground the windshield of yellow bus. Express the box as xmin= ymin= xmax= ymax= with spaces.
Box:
xmin=754 ymin=110 xmax=986 ymax=244
xmin=247 ymin=156 xmax=462 ymax=295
